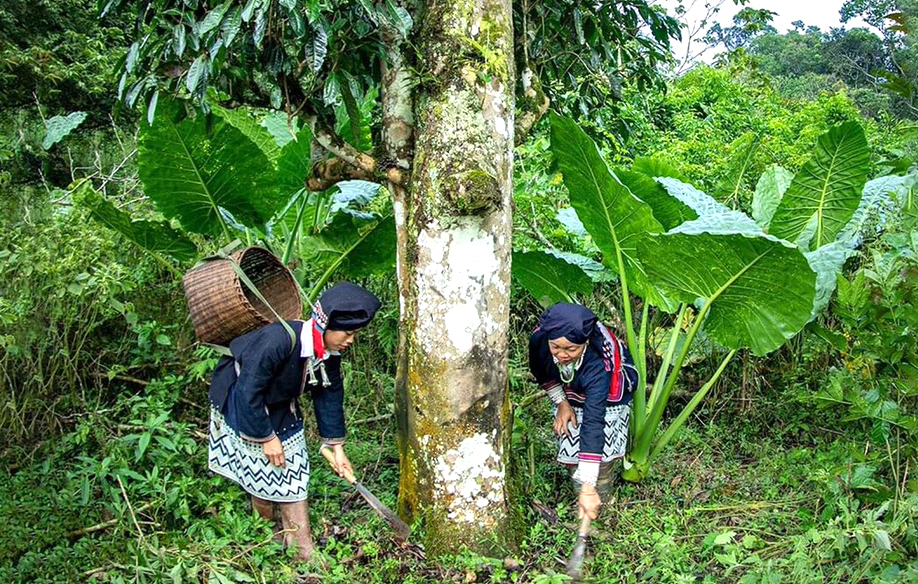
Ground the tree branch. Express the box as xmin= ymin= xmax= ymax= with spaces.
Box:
xmin=515 ymin=62 xmax=551 ymax=145
xmin=306 ymin=118 xmax=378 ymax=174
xmin=303 ymin=117 xmax=411 ymax=190
xmin=306 ymin=157 xmax=376 ymax=191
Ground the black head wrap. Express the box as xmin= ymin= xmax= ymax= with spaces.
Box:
xmin=537 ymin=302 xmax=598 ymax=344
xmin=312 ymin=282 xmax=381 ymax=331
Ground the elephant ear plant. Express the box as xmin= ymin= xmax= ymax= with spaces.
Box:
xmin=77 ymin=99 xmax=396 ymax=304
xmin=518 ymin=115 xmax=916 ymax=480
xmin=513 ymin=114 xmax=898 ymax=482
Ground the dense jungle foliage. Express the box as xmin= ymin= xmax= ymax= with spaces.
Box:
xmin=2 ymin=1 xmax=917 ymax=582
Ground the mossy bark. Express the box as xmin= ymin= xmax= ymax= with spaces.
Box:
xmin=392 ymin=0 xmax=516 ymax=554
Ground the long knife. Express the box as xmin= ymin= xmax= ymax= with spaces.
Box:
xmin=320 ymin=447 xmax=411 ymax=540
xmin=566 ymin=514 xmax=592 ymax=580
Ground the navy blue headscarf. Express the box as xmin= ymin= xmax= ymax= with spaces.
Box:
xmin=537 ymin=302 xmax=599 ymax=345
xmin=313 ymin=282 xmax=381 ymax=331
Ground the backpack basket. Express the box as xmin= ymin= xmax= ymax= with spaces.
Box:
xmin=182 ymin=246 xmax=302 ymax=346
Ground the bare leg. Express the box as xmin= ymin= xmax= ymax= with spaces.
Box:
xmin=278 ymin=500 xmax=315 ymax=560
xmin=251 ymin=495 xmax=275 ymax=521
xmin=251 ymin=495 xmax=284 ymax=542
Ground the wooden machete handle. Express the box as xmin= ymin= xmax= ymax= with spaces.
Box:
xmin=577 ymin=513 xmax=592 ymax=536
xmin=319 ymin=445 xmax=357 ymax=484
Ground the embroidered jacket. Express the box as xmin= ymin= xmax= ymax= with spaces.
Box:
xmin=208 ymin=319 xmax=346 ymax=444
xmin=528 ymin=323 xmax=638 ymax=461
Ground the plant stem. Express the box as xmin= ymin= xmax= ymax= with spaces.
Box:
xmin=282 ymin=189 xmax=308 ymax=264
xmin=649 ymin=349 xmax=736 ymax=462
xmin=631 ymin=302 xmax=650 ymax=435
xmin=633 ymin=299 xmax=711 ymax=458
xmin=645 ymin=303 xmax=687 ymax=421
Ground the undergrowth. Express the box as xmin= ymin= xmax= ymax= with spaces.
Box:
xmin=3 ymin=351 xmax=915 ymax=583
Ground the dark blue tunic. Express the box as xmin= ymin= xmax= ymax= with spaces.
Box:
xmin=208 ymin=320 xmax=346 ymax=442
xmin=529 ymin=325 xmax=637 ymax=459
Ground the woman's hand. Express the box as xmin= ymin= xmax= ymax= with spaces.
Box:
xmin=327 ymin=443 xmax=354 ymax=479
xmin=554 ymin=401 xmax=578 ymax=439
xmin=263 ymin=436 xmax=285 ymax=467
xmin=578 ymin=483 xmax=601 ymax=520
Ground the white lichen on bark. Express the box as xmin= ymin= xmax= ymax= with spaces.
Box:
xmin=432 ymin=431 xmax=505 ymax=525
xmin=415 ymin=218 xmax=504 ymax=357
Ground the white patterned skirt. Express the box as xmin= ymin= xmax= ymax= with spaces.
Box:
xmin=208 ymin=408 xmax=310 ymax=502
xmin=555 ymin=403 xmax=630 ymax=464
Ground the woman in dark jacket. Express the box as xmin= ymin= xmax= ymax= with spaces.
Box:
xmin=207 ymin=282 xmax=380 ymax=559
xmin=528 ymin=302 xmax=638 ymax=520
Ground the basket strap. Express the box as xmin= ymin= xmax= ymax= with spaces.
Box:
xmin=204 ymin=343 xmax=233 ymax=357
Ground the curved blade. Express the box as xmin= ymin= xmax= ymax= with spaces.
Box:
xmin=353 ymin=480 xmax=411 ymax=540
xmin=566 ymin=535 xmax=588 ymax=579
xmin=566 ymin=515 xmax=592 ymax=580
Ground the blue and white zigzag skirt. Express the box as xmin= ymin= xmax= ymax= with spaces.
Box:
xmin=208 ymin=408 xmax=310 ymax=502
xmin=554 ymin=403 xmax=630 ymax=465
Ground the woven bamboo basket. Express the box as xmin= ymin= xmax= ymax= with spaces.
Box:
xmin=182 ymin=247 xmax=303 ymax=346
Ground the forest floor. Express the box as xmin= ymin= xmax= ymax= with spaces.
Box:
xmin=2 ymin=374 xmax=906 ymax=584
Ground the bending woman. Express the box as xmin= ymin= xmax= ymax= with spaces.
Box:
xmin=528 ymin=302 xmax=638 ymax=519
xmin=207 ymin=282 xmax=380 ymax=559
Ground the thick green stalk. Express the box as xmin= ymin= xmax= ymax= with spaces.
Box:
xmin=612 ymin=240 xmax=637 ymax=372
xmin=630 ymin=302 xmax=650 ymax=435
xmin=649 ymin=349 xmax=736 ymax=462
xmin=645 ymin=303 xmax=688 ymax=420
xmin=282 ymin=190 xmax=308 ymax=265
xmin=632 ymin=298 xmax=711 ymax=459
xmin=307 ymin=253 xmax=347 ymax=305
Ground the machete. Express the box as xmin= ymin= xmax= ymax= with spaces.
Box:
xmin=566 ymin=514 xmax=592 ymax=580
xmin=320 ymin=446 xmax=411 ymax=540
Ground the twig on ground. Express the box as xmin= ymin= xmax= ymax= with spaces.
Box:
xmin=229 ymin=527 xmax=294 ymax=562
xmin=117 ymin=476 xmax=146 ymax=543
xmin=695 ymin=498 xmax=809 ymax=512
xmin=93 ymin=373 xmax=151 ymax=386
xmin=351 ymin=413 xmax=393 ymax=425
xmin=67 ymin=502 xmax=155 ymax=537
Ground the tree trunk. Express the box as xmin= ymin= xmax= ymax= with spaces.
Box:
xmin=393 ymin=0 xmax=516 ymax=552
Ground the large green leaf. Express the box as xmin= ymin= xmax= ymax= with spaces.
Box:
xmin=262 ymin=111 xmax=299 ymax=148
xmin=837 ymin=174 xmax=913 ymax=247
xmin=632 ymin=155 xmax=686 ymax=181
xmin=616 ymin=168 xmax=696 ymax=231
xmin=640 ymin=222 xmax=816 ymax=356
xmin=803 ymin=174 xmax=913 ymax=319
xmin=512 ymin=250 xmax=594 ymax=306
xmin=547 ymin=249 xmax=613 ymax=282
xmin=752 ymin=165 xmax=793 ymax=229
xmin=42 ymin=112 xmax=87 ymax=149
xmin=329 ymin=180 xmax=383 ymax=218
xmin=805 ymin=240 xmax=855 ymax=319
xmin=213 ymin=105 xmax=281 ymax=161
xmin=769 ymin=122 xmax=870 ymax=249
xmin=301 ymin=213 xmax=396 ymax=277
xmin=550 ymin=114 xmax=670 ymax=307
xmin=657 ymin=177 xmax=761 ymax=233
xmin=74 ymin=181 xmax=197 ymax=262
xmin=137 ymin=104 xmax=282 ymax=236
xmin=714 ymin=131 xmax=761 ymax=205
xmin=277 ymin=124 xmax=313 ymax=197
xmin=555 ymin=207 xmax=588 ymax=237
